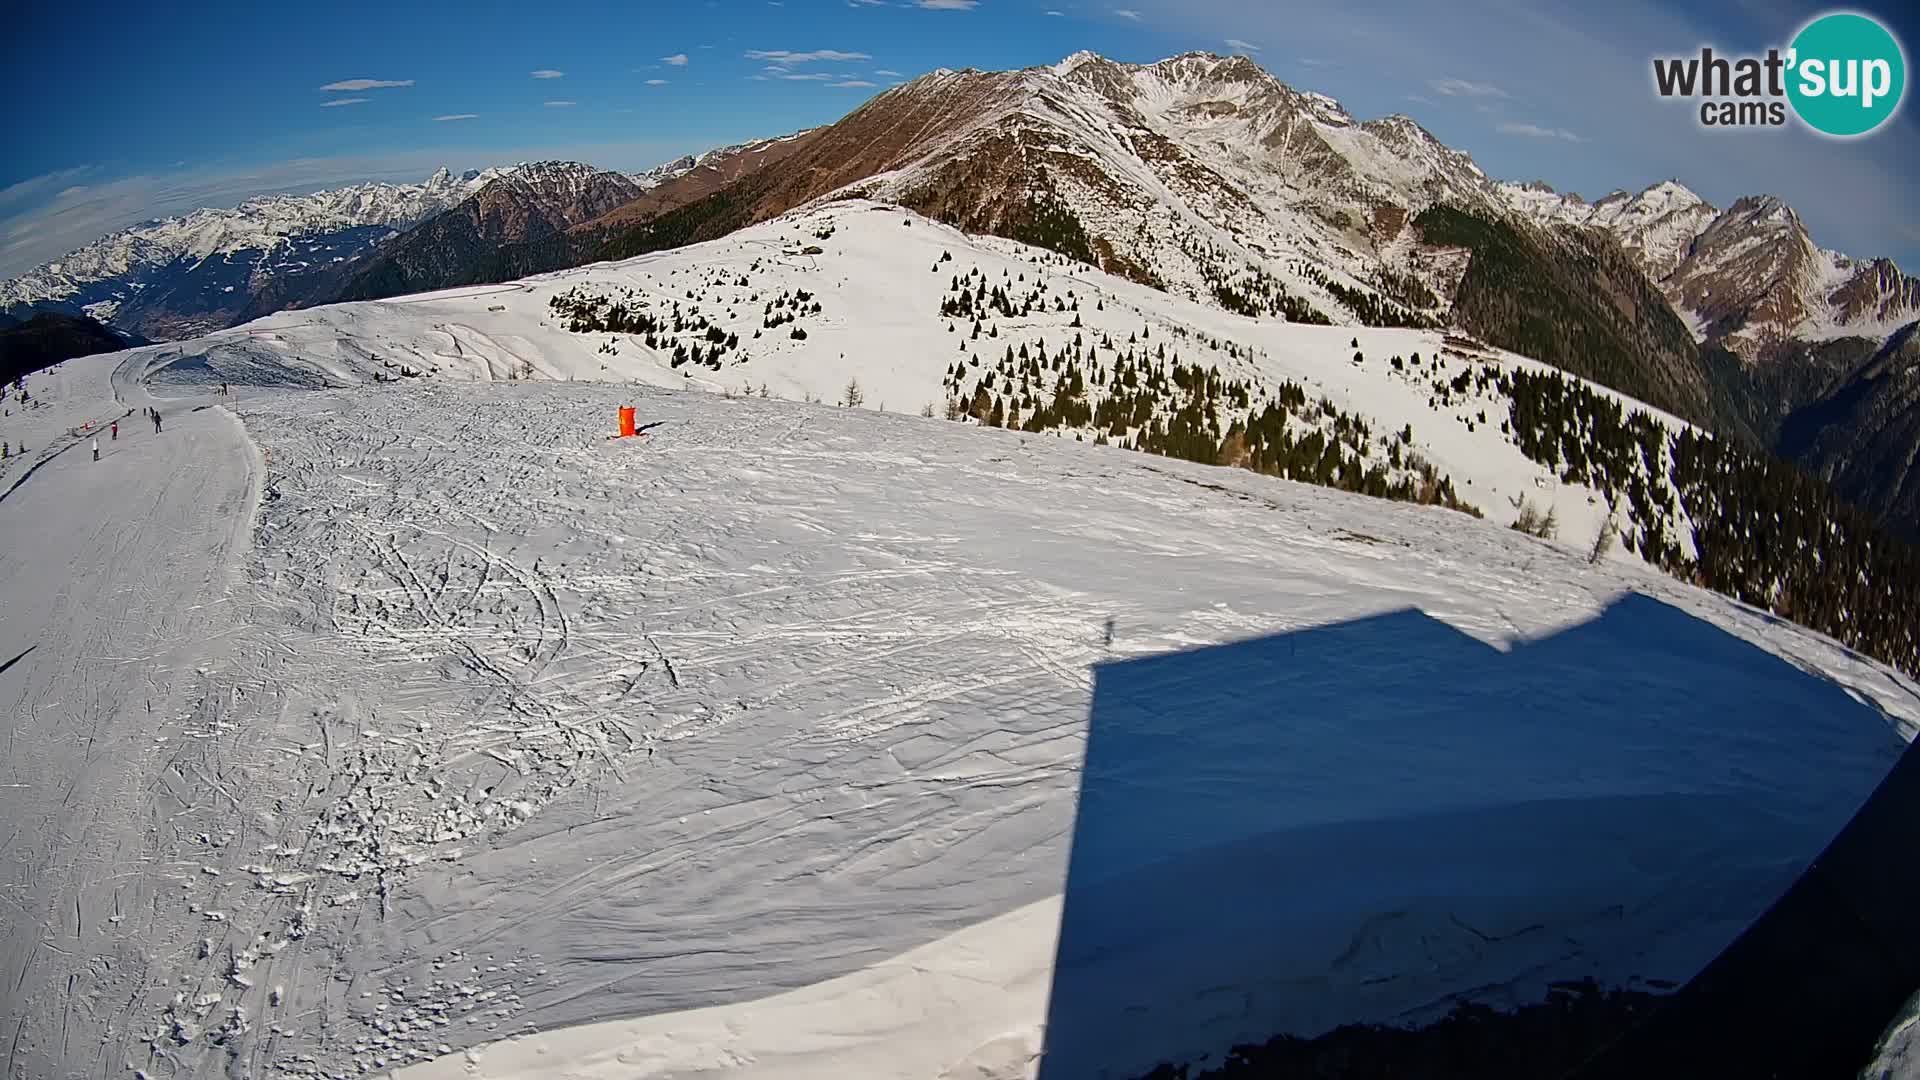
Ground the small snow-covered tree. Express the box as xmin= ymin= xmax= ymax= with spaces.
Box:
xmin=842 ymin=377 xmax=865 ymax=408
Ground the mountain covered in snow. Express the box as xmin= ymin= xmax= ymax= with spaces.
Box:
xmin=1495 ymin=178 xmax=1920 ymax=536
xmin=1497 ymin=179 xmax=1920 ymax=351
xmin=574 ymin=51 xmax=1918 ymax=536
xmin=0 ymin=168 xmax=486 ymax=338
xmin=144 ymin=198 xmax=1920 ymax=677
xmin=8 ymin=50 xmax=1920 ymax=534
xmin=333 ymin=162 xmax=645 ymax=302
xmin=2 ymin=197 xmax=1915 ymax=1079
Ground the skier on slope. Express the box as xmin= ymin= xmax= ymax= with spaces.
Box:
xmin=111 ymin=420 xmax=118 ymax=441
xmin=152 ymin=409 xmax=162 ymax=434
xmin=92 ymin=436 xmax=100 ymax=462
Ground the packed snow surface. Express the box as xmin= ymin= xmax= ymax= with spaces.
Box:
xmin=1 ymin=202 xmax=1915 ymax=1080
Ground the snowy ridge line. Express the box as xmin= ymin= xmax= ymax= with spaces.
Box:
xmin=160 ymin=198 xmax=1704 ymax=570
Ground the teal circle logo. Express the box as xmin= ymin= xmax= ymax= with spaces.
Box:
xmin=1787 ymin=12 xmax=1906 ymax=136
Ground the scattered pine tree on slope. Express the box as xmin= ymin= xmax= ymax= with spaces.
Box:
xmin=1502 ymin=366 xmax=1920 ymax=677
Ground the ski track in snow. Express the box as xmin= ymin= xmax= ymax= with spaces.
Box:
xmin=2 ymin=206 xmax=1917 ymax=1080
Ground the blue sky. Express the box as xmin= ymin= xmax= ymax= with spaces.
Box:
xmin=3 ymin=0 xmax=1915 ymax=276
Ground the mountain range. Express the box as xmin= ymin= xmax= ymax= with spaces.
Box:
xmin=3 ymin=50 xmax=1916 ymax=533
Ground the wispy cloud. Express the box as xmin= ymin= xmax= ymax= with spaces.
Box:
xmin=848 ymin=0 xmax=888 ymax=6
xmin=645 ymin=79 xmax=669 ymax=86
xmin=1406 ymin=94 xmax=1435 ymax=106
xmin=1225 ymin=38 xmax=1260 ymax=52
xmin=0 ymin=165 xmax=96 ymax=209
xmin=544 ymin=100 xmax=578 ymax=107
xmin=319 ymin=97 xmax=370 ymax=107
xmin=319 ymin=78 xmax=413 ymax=92
xmin=831 ymin=79 xmax=878 ymax=87
xmin=1497 ymin=121 xmax=1583 ymax=141
xmin=1046 ymin=8 xmax=1064 ymax=13
xmin=874 ymin=68 xmax=903 ymax=76
xmin=765 ymin=71 xmax=837 ymax=81
xmin=1430 ymin=77 xmax=1507 ymax=98
xmin=1114 ymin=7 xmax=1142 ymax=18
xmin=531 ymin=69 xmax=566 ymax=79
xmin=745 ymin=49 xmax=872 ymax=63
xmin=662 ymin=53 xmax=689 ymax=66
xmin=433 ymin=113 xmax=479 ymax=121
xmin=917 ymin=0 xmax=978 ymax=8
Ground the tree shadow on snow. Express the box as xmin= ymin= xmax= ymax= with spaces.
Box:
xmin=1039 ymin=592 xmax=1908 ymax=1079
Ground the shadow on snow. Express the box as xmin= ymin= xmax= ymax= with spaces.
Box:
xmin=1039 ymin=592 xmax=1907 ymax=1079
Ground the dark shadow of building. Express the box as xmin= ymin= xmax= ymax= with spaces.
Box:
xmin=1039 ymin=593 xmax=1907 ymax=1078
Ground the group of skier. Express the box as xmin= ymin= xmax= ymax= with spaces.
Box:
xmin=16 ymin=377 xmax=226 ymax=465
xmin=91 ymin=407 xmax=162 ymax=462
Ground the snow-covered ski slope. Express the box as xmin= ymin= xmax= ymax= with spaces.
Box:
xmin=0 ymin=202 xmax=1915 ymax=1080
xmin=158 ymin=199 xmax=1697 ymax=556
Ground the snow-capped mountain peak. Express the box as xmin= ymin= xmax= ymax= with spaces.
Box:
xmin=0 ymin=168 xmax=479 ymax=336
xmin=1053 ymin=49 xmax=1104 ymax=77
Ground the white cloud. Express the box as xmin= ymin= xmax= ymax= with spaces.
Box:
xmin=1405 ymin=94 xmax=1435 ymax=106
xmin=768 ymin=71 xmax=837 ymax=81
xmin=531 ymin=69 xmax=566 ymax=79
xmin=831 ymin=80 xmax=878 ymax=87
xmin=645 ymin=79 xmax=669 ymax=86
xmin=745 ymin=49 xmax=872 ymax=63
xmin=1430 ymin=77 xmax=1507 ymax=98
xmin=1046 ymin=8 xmax=1064 ymax=13
xmin=1225 ymin=38 xmax=1260 ymax=52
xmin=662 ymin=53 xmax=689 ymax=66
xmin=433 ymin=114 xmax=479 ymax=121
xmin=1497 ymin=121 xmax=1583 ymax=141
xmin=319 ymin=78 xmax=414 ymax=92
xmin=848 ymin=0 xmax=889 ymax=5
xmin=1114 ymin=8 xmax=1142 ymax=18
xmin=0 ymin=166 xmax=96 ymax=209
xmin=917 ymin=0 xmax=978 ymax=7
xmin=544 ymin=100 xmax=578 ymax=107
xmin=319 ymin=97 xmax=370 ymax=107
xmin=874 ymin=69 xmax=903 ymax=76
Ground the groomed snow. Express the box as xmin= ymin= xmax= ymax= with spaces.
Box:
xmin=3 ymin=204 xmax=1916 ymax=1080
